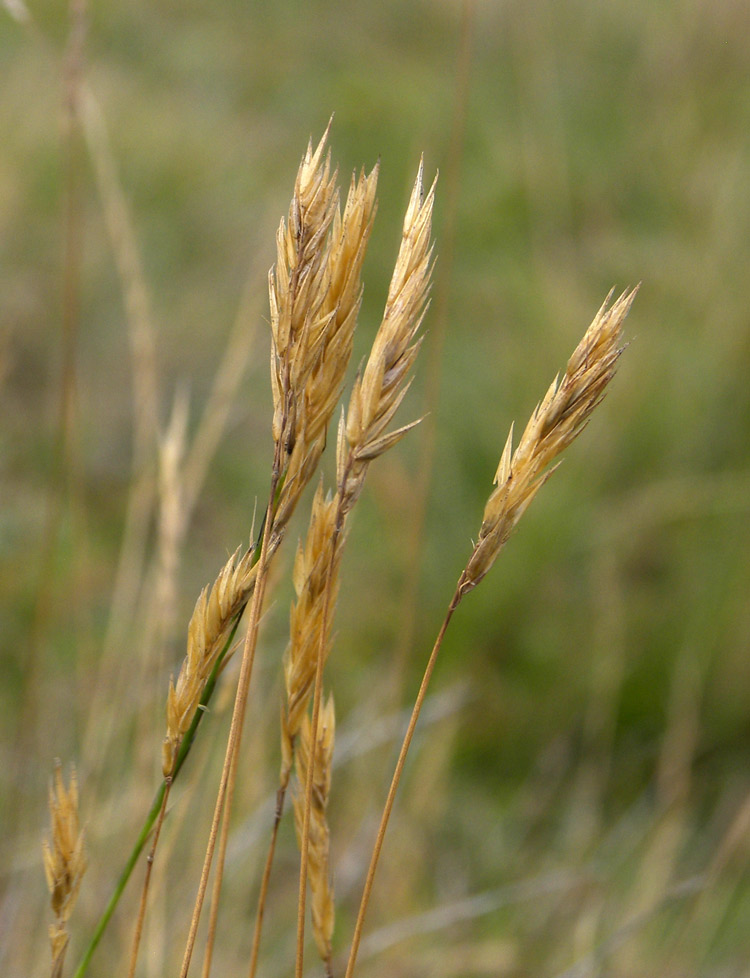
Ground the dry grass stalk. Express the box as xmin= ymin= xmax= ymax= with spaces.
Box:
xmin=78 ymin=85 xmax=161 ymax=778
xmin=36 ymin=115 xmax=638 ymax=978
xmin=248 ymin=162 xmax=435 ymax=978
xmin=163 ymin=543 xmax=257 ymax=775
xmin=344 ymin=286 xmax=637 ymax=978
xmin=248 ymin=485 xmax=341 ymax=978
xmin=293 ymin=160 xmax=436 ymax=978
xmin=250 ymin=487 xmax=341 ymax=976
xmin=293 ymin=697 xmax=336 ymax=973
xmin=43 ymin=762 xmax=87 ymax=978
xmin=80 ymin=85 xmax=159 ymax=465
xmin=460 ymin=286 xmax=639 ymax=594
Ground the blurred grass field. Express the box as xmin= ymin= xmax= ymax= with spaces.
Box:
xmin=2 ymin=1 xmax=750 ymax=975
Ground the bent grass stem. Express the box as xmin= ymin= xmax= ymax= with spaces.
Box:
xmin=344 ymin=595 xmax=459 ymax=978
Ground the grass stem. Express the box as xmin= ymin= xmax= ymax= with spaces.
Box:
xmin=343 ymin=593 xmax=459 ymax=978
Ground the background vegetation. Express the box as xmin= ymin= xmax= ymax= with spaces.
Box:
xmin=2 ymin=0 xmax=750 ymax=975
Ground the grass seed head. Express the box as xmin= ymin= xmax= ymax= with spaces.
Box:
xmin=43 ymin=762 xmax=87 ymax=976
xmin=282 ymin=484 xmax=342 ymax=769
xmin=273 ymin=161 xmax=379 ymax=539
xmin=269 ymin=122 xmax=339 ymax=452
xmin=462 ymin=286 xmax=638 ymax=592
xmin=164 ymin=543 xmax=258 ymax=775
xmin=340 ymin=159 xmax=437 ymax=513
xmin=293 ymin=696 xmax=336 ymax=965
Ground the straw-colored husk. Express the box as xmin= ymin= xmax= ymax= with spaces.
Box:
xmin=43 ymin=762 xmax=87 ymax=978
xmin=461 ymin=286 xmax=639 ymax=593
xmin=282 ymin=484 xmax=342 ymax=775
xmin=163 ymin=544 xmax=257 ymax=775
xmin=268 ymin=124 xmax=339 ymax=455
xmin=284 ymin=160 xmax=435 ymax=978
xmin=272 ymin=152 xmax=379 ymax=540
xmin=293 ymin=696 xmax=336 ymax=967
xmin=339 ymin=158 xmax=437 ymax=515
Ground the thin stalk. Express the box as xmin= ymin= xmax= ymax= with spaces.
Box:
xmin=20 ymin=0 xmax=87 ymax=790
xmin=201 ymin=823 xmax=225 ymax=977
xmin=247 ymin=768 xmax=293 ymax=978
xmin=71 ymin=613 xmax=242 ymax=978
xmin=343 ymin=589 xmax=461 ymax=978
xmin=126 ymin=777 xmax=172 ymax=978
xmin=78 ymin=80 xmax=160 ymax=778
xmin=200 ymin=806 xmax=226 ymax=977
xmin=251 ymin=466 xmax=351 ymax=978
xmin=201 ymin=655 xmax=260 ymax=977
xmin=200 ymin=465 xmax=286 ymax=978
xmin=71 ymin=778 xmax=163 ymax=978
xmin=246 ymin=470 xmax=318 ymax=978
xmin=180 ymin=444 xmax=282 ymax=978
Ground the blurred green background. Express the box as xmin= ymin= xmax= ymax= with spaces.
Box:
xmin=2 ymin=0 xmax=750 ymax=975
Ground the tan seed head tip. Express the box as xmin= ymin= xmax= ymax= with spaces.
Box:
xmin=493 ymin=422 xmax=514 ymax=486
xmin=594 ymin=283 xmax=638 ymax=339
xmin=301 ymin=118 xmax=333 ymax=175
xmin=403 ymin=158 xmax=438 ymax=231
xmin=464 ymin=284 xmax=638 ymax=595
xmin=563 ymin=285 xmax=637 ymax=398
xmin=44 ymin=761 xmax=87 ymax=922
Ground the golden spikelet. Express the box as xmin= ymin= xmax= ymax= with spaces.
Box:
xmin=281 ymin=483 xmax=342 ymax=776
xmin=461 ymin=286 xmax=639 ymax=593
xmin=293 ymin=696 xmax=336 ymax=968
xmin=269 ymin=123 xmax=339 ymax=455
xmin=303 ymin=163 xmax=379 ymax=451
xmin=163 ymin=543 xmax=257 ymax=775
xmin=272 ymin=157 xmax=379 ymax=540
xmin=43 ymin=762 xmax=87 ymax=978
xmin=339 ymin=158 xmax=437 ymax=514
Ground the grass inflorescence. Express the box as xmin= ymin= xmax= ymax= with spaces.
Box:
xmin=36 ymin=123 xmax=635 ymax=978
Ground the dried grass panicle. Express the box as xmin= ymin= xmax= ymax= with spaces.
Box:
xmin=163 ymin=543 xmax=257 ymax=775
xmin=282 ymin=161 xmax=436 ymax=769
xmin=281 ymin=484 xmax=343 ymax=775
xmin=461 ymin=286 xmax=639 ymax=593
xmin=268 ymin=123 xmax=339 ymax=457
xmin=303 ymin=164 xmax=379 ymax=451
xmin=43 ymin=762 xmax=87 ymax=978
xmin=272 ymin=157 xmax=379 ymax=540
xmin=293 ymin=696 xmax=336 ymax=966
xmin=339 ymin=159 xmax=437 ymax=514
